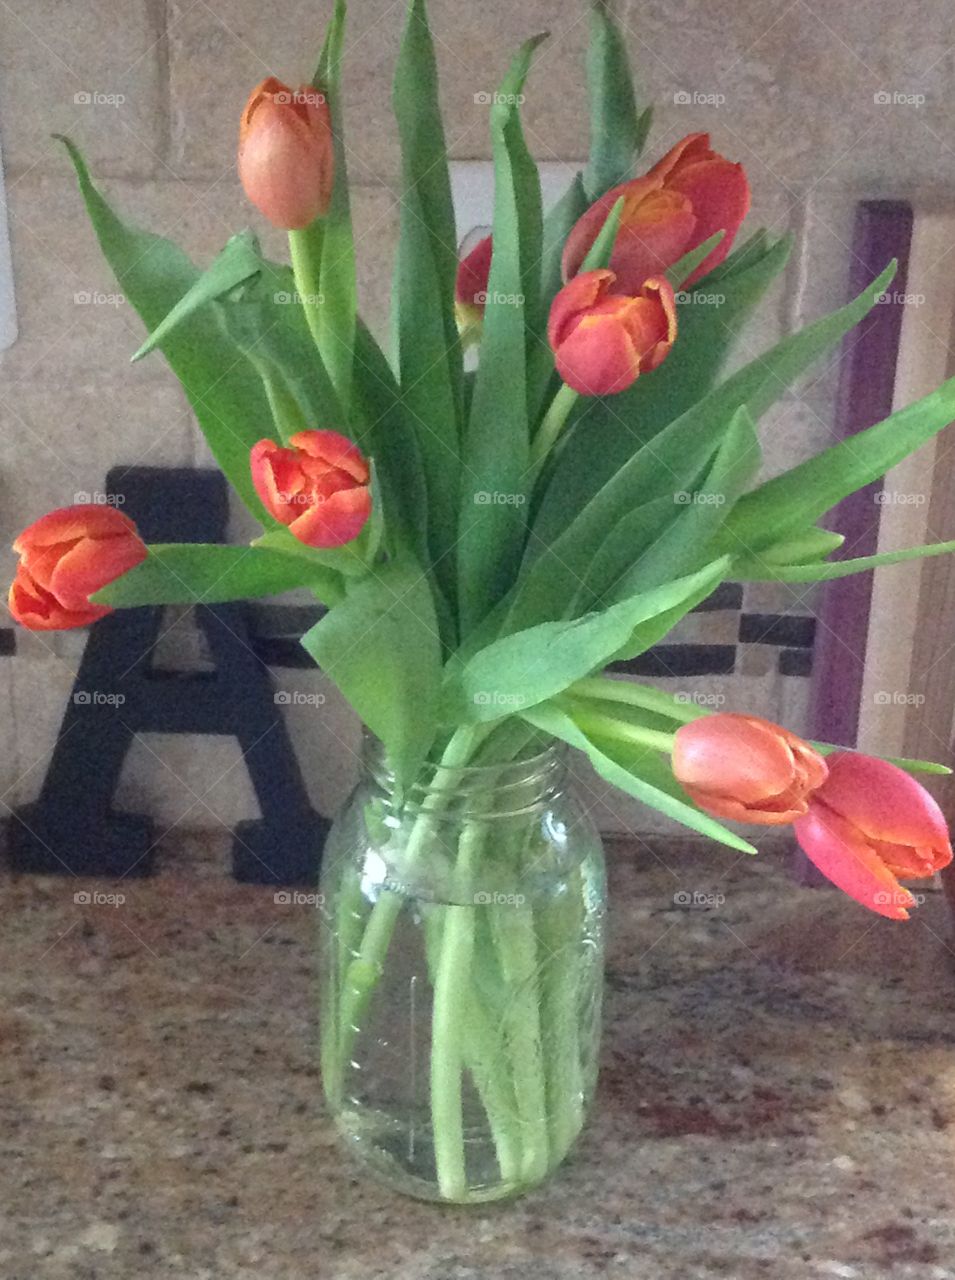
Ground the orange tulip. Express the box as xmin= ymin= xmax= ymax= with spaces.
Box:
xmin=562 ymin=133 xmax=750 ymax=294
xmin=8 ymin=505 xmax=147 ymax=631
xmin=794 ymin=753 xmax=952 ymax=920
xmin=672 ymin=713 xmax=828 ymax=825
xmin=455 ymin=234 xmax=492 ymax=316
xmin=238 ymin=77 xmax=333 ymax=230
xmin=251 ymin=429 xmax=371 ymax=548
xmin=548 ymin=269 xmax=676 ymax=396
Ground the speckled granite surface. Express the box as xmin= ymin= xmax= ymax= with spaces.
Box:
xmin=2 ymin=832 xmax=955 ymax=1280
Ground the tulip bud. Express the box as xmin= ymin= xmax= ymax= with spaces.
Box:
xmin=563 ymin=133 xmax=750 ymax=293
xmin=548 ymin=269 xmax=676 ymax=396
xmin=251 ymin=429 xmax=371 ymax=548
xmin=794 ymin=753 xmax=953 ymax=919
xmin=454 ymin=234 xmax=492 ymax=337
xmin=672 ymin=713 xmax=828 ymax=825
xmin=8 ymin=505 xmax=147 ymax=631
xmin=238 ymin=77 xmax=334 ymax=230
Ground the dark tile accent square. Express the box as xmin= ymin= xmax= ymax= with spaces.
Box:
xmin=610 ymin=644 xmax=737 ymax=678
xmin=0 ymin=629 xmax=14 ymax=656
xmin=248 ymin=603 xmax=324 ymax=637
xmin=252 ymin=637 xmax=317 ymax=669
xmin=693 ymin=582 xmax=744 ymax=612
xmin=739 ymin=613 xmax=816 ymax=648
xmin=779 ymin=648 xmax=814 ymax=677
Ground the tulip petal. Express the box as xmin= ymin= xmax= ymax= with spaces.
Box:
xmin=13 ymin=504 xmax=139 ymax=554
xmin=667 ymin=158 xmax=751 ymax=286
xmin=673 ymin=713 xmax=805 ymax=806
xmin=817 ymin=753 xmax=952 ymax=868
xmin=8 ymin=565 xmax=106 ymax=631
xmin=290 ymin=430 xmax=369 ymax=484
xmin=48 ymin=532 xmax=147 ymax=610
xmin=239 ymin=97 xmax=330 ymax=230
xmin=554 ymin=311 xmax=641 ymax=397
xmin=547 ymin=270 xmax=614 ymax=349
xmin=289 ymin=485 xmax=372 ymax=548
xmin=794 ymin=803 xmax=916 ymax=920
xmin=456 ymin=234 xmax=493 ymax=308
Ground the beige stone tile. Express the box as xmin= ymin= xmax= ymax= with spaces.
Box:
xmin=7 ymin=658 xmax=78 ymax=807
xmin=754 ymin=394 xmax=838 ymax=484
xmin=0 ymin=378 xmax=196 ymax=579
xmin=0 ymin=0 xmax=164 ymax=176
xmin=1 ymin=170 xmax=397 ymax=382
xmin=167 ymin=0 xmax=591 ymax=180
xmin=618 ymin=0 xmax=955 ymax=188
xmin=664 ymin=610 xmax=739 ymax=646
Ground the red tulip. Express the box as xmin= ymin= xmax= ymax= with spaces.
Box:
xmin=8 ymin=505 xmax=147 ymax=631
xmin=251 ymin=430 xmax=371 ymax=548
xmin=455 ymin=234 xmax=492 ymax=313
xmin=794 ymin=753 xmax=952 ymax=920
xmin=672 ymin=713 xmax=828 ymax=825
xmin=548 ymin=269 xmax=676 ymax=396
xmin=562 ymin=133 xmax=750 ymax=293
xmin=238 ymin=77 xmax=333 ymax=230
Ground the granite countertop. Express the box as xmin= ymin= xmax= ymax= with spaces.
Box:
xmin=2 ymin=832 xmax=955 ymax=1280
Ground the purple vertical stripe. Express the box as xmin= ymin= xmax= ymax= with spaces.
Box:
xmin=795 ymin=200 xmax=914 ymax=885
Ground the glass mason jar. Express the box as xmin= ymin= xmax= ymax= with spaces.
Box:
xmin=319 ymin=735 xmax=607 ymax=1204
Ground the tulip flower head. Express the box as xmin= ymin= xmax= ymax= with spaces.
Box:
xmin=672 ymin=713 xmax=828 ymax=825
xmin=563 ymin=133 xmax=750 ymax=294
xmin=239 ymin=77 xmax=334 ymax=229
xmin=548 ymin=269 xmax=676 ymax=396
xmin=251 ymin=429 xmax=371 ymax=549
xmin=793 ymin=752 xmax=953 ymax=920
xmin=9 ymin=505 xmax=147 ymax=631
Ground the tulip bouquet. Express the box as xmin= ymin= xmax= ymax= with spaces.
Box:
xmin=10 ymin=0 xmax=955 ymax=1200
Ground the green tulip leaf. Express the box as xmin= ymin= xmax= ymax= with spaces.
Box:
xmin=58 ymin=137 xmax=273 ymax=522
xmin=444 ymin=558 xmax=729 ymax=724
xmin=456 ymin=34 xmax=545 ymax=632
xmin=93 ymin=544 xmax=342 ymax=608
xmin=583 ymin=0 xmax=645 ymax=199
xmin=301 ymin=552 xmax=442 ymax=786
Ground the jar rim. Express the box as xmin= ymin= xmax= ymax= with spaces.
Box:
xmin=361 ymin=732 xmax=566 ymax=808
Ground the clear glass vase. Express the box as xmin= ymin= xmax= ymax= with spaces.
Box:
xmin=318 ymin=735 xmax=607 ymax=1204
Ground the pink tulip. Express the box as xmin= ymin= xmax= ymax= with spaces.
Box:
xmin=794 ymin=753 xmax=953 ymax=919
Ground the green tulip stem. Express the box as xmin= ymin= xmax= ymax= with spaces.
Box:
xmin=529 ymin=382 xmax=579 ymax=478
xmin=569 ymin=706 xmax=676 ymax=755
xmin=288 ymin=224 xmax=326 ymax=356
